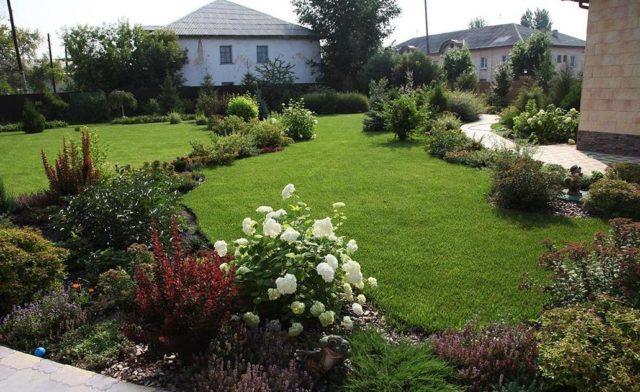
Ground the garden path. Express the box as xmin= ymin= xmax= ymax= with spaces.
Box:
xmin=460 ymin=115 xmax=640 ymax=174
xmin=0 ymin=345 xmax=160 ymax=392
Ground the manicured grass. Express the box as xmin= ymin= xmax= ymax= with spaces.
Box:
xmin=185 ymin=114 xmax=607 ymax=331
xmin=0 ymin=122 xmax=211 ymax=195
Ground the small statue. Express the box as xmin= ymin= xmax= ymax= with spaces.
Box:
xmin=296 ymin=335 xmax=352 ymax=377
xmin=565 ymin=165 xmax=583 ymax=196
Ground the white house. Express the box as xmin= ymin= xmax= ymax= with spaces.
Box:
xmin=163 ymin=0 xmax=321 ymax=86
xmin=398 ymin=24 xmax=586 ymax=83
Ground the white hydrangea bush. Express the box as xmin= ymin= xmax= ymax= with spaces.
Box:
xmin=219 ymin=184 xmax=376 ymax=334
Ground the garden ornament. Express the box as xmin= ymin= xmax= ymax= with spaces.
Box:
xmin=565 ymin=165 xmax=583 ymax=196
xmin=34 ymin=347 xmax=46 ymax=357
xmin=296 ymin=335 xmax=352 ymax=376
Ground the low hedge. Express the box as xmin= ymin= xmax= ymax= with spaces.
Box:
xmin=302 ymin=91 xmax=369 ymax=114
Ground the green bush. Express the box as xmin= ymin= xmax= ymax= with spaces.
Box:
xmin=490 ymin=155 xmax=561 ymax=211
xmin=514 ymin=87 xmax=546 ymax=112
xmin=68 ymin=92 xmax=110 ymax=123
xmin=95 ymin=267 xmax=136 ymax=312
xmin=302 ymin=91 xmax=369 ymax=114
xmin=427 ymin=128 xmax=476 ymax=158
xmin=499 ymin=106 xmax=520 ymax=130
xmin=227 ymin=95 xmax=259 ymax=121
xmin=428 ymin=84 xmax=449 ymax=113
xmin=167 ymin=111 xmax=182 ymax=124
xmin=0 ymin=177 xmax=13 ymax=214
xmin=196 ymin=92 xmax=225 ymax=117
xmin=446 ymin=91 xmax=486 ymax=122
xmin=111 ymin=115 xmax=167 ymax=125
xmin=0 ymin=290 xmax=86 ymax=351
xmin=443 ymin=149 xmax=505 ymax=169
xmin=56 ymin=167 xmax=181 ymax=250
xmin=214 ymin=133 xmax=259 ymax=159
xmin=363 ymin=78 xmax=395 ymax=132
xmin=209 ymin=115 xmax=250 ymax=136
xmin=41 ymin=91 xmax=69 ymax=120
xmin=431 ymin=112 xmax=462 ymax=132
xmin=195 ymin=114 xmax=208 ymax=126
xmin=280 ymin=99 xmax=317 ymax=141
xmin=607 ymin=163 xmax=640 ymax=185
xmin=143 ymin=98 xmax=161 ymax=115
xmin=108 ymin=90 xmax=138 ymax=117
xmin=384 ymin=94 xmax=423 ymax=141
xmin=537 ymin=296 xmax=640 ymax=392
xmin=52 ymin=319 xmax=134 ymax=371
xmin=513 ymin=103 xmax=579 ymax=144
xmin=251 ymin=119 xmax=290 ymax=149
xmin=583 ymin=179 xmax=640 ymax=220
xmin=0 ymin=123 xmax=21 ymax=133
xmin=0 ymin=227 xmax=68 ymax=314
xmin=22 ymin=100 xmax=46 ymax=134
xmin=45 ymin=120 xmax=68 ymax=129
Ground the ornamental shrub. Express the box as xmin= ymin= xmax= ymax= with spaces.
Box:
xmin=196 ymin=92 xmax=225 ymax=117
xmin=607 ymin=163 xmax=640 ymax=185
xmin=514 ymin=87 xmax=546 ymax=112
xmin=220 ymin=184 xmax=376 ymax=333
xmin=228 ymin=95 xmax=259 ymax=121
xmin=251 ymin=119 xmax=290 ymax=149
xmin=52 ymin=319 xmax=134 ymax=371
xmin=583 ymin=179 xmax=640 ymax=220
xmin=108 ymin=90 xmax=137 ymax=118
xmin=427 ymin=128 xmax=477 ymax=158
xmin=209 ymin=114 xmax=250 ymax=136
xmin=41 ymin=91 xmax=69 ymax=121
xmin=490 ymin=155 xmax=561 ymax=211
xmin=56 ymin=167 xmax=181 ymax=250
xmin=111 ymin=115 xmax=167 ymax=125
xmin=432 ymin=322 xmax=538 ymax=391
xmin=22 ymin=100 xmax=46 ymax=134
xmin=167 ymin=111 xmax=182 ymax=124
xmin=537 ymin=296 xmax=640 ymax=391
xmin=0 ymin=227 xmax=68 ymax=314
xmin=133 ymin=218 xmax=237 ymax=352
xmin=195 ymin=114 xmax=208 ymax=125
xmin=68 ymin=91 xmax=110 ymax=123
xmin=302 ymin=91 xmax=369 ymax=114
xmin=513 ymin=104 xmax=579 ymax=144
xmin=280 ymin=99 xmax=317 ymax=141
xmin=445 ymin=91 xmax=485 ymax=122
xmin=363 ymin=78 xmax=395 ymax=133
xmin=384 ymin=94 xmax=423 ymax=140
xmin=0 ymin=290 xmax=86 ymax=351
xmin=95 ymin=267 xmax=136 ymax=312
xmin=499 ymin=106 xmax=520 ymax=130
xmin=143 ymin=98 xmax=161 ymax=115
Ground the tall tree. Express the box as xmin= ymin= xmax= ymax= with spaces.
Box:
xmin=468 ymin=17 xmax=487 ymax=29
xmin=0 ymin=25 xmax=41 ymax=94
xmin=443 ymin=46 xmax=474 ymax=88
xmin=521 ymin=8 xmax=553 ymax=31
xmin=510 ymin=31 xmax=555 ymax=91
xmin=292 ymin=0 xmax=400 ymax=90
xmin=26 ymin=55 xmax=70 ymax=93
xmin=63 ymin=22 xmax=186 ymax=92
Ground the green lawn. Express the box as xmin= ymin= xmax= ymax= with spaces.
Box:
xmin=0 ymin=122 xmax=211 ymax=195
xmin=185 ymin=114 xmax=607 ymax=332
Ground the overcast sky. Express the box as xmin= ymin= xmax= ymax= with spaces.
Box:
xmin=1 ymin=0 xmax=588 ymax=58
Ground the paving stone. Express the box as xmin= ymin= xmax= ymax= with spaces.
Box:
xmin=85 ymin=373 xmax=119 ymax=390
xmin=66 ymin=385 xmax=100 ymax=392
xmin=0 ymin=363 xmax=14 ymax=381
xmin=0 ymin=346 xmax=14 ymax=359
xmin=0 ymin=368 xmax=53 ymax=391
xmin=32 ymin=359 xmax=65 ymax=374
xmin=49 ymin=364 xmax=95 ymax=387
xmin=0 ymin=352 xmax=41 ymax=370
xmin=107 ymin=381 xmax=155 ymax=392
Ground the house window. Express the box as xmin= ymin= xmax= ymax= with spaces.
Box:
xmin=220 ymin=46 xmax=233 ymax=64
xmin=221 ymin=82 xmax=234 ymax=86
xmin=563 ymin=55 xmax=568 ymax=63
xmin=257 ymin=45 xmax=269 ymax=63
xmin=501 ymin=55 xmax=509 ymax=63
xmin=480 ymin=57 xmax=488 ymax=69
xmin=557 ymin=54 xmax=562 ymax=63
xmin=570 ymin=55 xmax=576 ymax=67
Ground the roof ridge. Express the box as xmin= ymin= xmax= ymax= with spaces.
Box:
xmin=513 ymin=23 xmax=524 ymax=41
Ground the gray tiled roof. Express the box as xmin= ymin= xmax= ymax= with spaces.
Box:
xmin=398 ymin=24 xmax=585 ymax=54
xmin=166 ymin=0 xmax=315 ymax=37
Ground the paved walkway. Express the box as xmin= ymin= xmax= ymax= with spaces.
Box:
xmin=461 ymin=115 xmax=640 ymax=174
xmin=0 ymin=346 xmax=157 ymax=392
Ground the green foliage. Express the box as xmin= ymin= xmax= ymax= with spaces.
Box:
xmin=53 ymin=320 xmax=134 ymax=370
xmin=392 ymin=51 xmax=443 ymax=88
xmin=549 ymin=67 xmax=581 ymax=109
xmin=251 ymin=119 xmax=290 ymax=149
xmin=499 ymin=106 xmax=520 ymax=130
xmin=446 ymin=91 xmax=486 ymax=122
xmin=606 ymin=163 xmax=640 ymax=185
xmin=26 ymin=55 xmax=71 ymax=93
xmin=280 ymin=99 xmax=317 ymax=141
xmin=215 ymin=133 xmax=259 ymax=159
xmin=0 ymin=177 xmax=13 ymax=214
xmin=510 ymin=31 xmax=555 ymax=90
xmin=344 ymin=330 xmax=460 ymax=392
xmin=468 ymin=17 xmax=487 ymax=29
xmin=0 ymin=290 xmax=86 ymax=351
xmin=363 ymin=78 xmax=397 ymax=132
xmin=584 ymin=179 xmax=640 ymax=220
xmin=158 ymin=76 xmax=182 ymax=114
xmin=195 ymin=114 xmax=208 ymax=126
xmin=357 ymin=47 xmax=399 ymax=90
xmin=301 ymin=91 xmax=369 ymax=114
xmin=513 ymin=104 xmax=579 ymax=144
xmin=488 ymin=63 xmax=513 ymax=110
xmin=56 ymin=167 xmax=181 ymax=250
xmin=0 ymin=25 xmax=41 ymax=93
xmin=384 ymin=94 xmax=423 ymax=140
xmin=227 ymin=95 xmax=259 ymax=121
xmin=521 ymin=8 xmax=553 ymax=31
xmin=196 ymin=91 xmax=225 ymax=117
xmin=22 ymin=100 xmax=46 ymax=134
xmin=209 ymin=115 xmax=249 ymax=136
xmin=41 ymin=92 xmax=69 ymax=120
xmin=428 ymin=84 xmax=449 ymax=113
xmin=454 ymin=69 xmax=479 ymax=92
xmin=69 ymin=91 xmax=111 ymax=123
xmin=62 ymin=23 xmax=186 ymax=92
xmin=514 ymin=87 xmax=546 ymax=112
xmin=95 ymin=267 xmax=136 ymax=312
xmin=111 ymin=114 xmax=167 ymax=125
xmin=537 ymin=296 xmax=640 ymax=391
xmin=443 ymin=46 xmax=474 ymax=88
xmin=292 ymin=0 xmax=401 ymax=89
xmin=167 ymin=111 xmax=182 ymax=124
xmin=0 ymin=227 xmax=68 ymax=314
xmin=108 ymin=90 xmax=138 ymax=117
xmin=143 ymin=98 xmax=161 ymax=115
xmin=490 ymin=155 xmax=561 ymax=211
xmin=427 ymin=128 xmax=477 ymax=158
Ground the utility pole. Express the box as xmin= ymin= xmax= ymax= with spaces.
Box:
xmin=424 ymin=0 xmax=430 ymax=55
xmin=6 ymin=0 xmax=27 ymax=92
xmin=47 ymin=33 xmax=57 ymax=93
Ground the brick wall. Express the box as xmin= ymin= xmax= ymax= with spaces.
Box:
xmin=577 ymin=0 xmax=640 ymax=157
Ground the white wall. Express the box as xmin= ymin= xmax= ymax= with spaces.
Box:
xmin=179 ymin=37 xmax=321 ymax=86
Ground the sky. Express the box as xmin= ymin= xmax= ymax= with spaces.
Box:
xmin=0 ymin=0 xmax=589 ymax=58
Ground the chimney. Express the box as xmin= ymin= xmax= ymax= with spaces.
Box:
xmin=552 ymin=29 xmax=558 ymax=37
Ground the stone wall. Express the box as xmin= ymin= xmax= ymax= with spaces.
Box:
xmin=578 ymin=0 xmax=640 ymax=157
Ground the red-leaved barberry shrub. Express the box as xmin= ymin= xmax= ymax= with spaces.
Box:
xmin=432 ymin=322 xmax=538 ymax=391
xmin=133 ymin=217 xmax=237 ymax=353
xmin=41 ymin=129 xmax=100 ymax=200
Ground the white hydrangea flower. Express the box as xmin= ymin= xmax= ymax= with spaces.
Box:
xmin=256 ymin=206 xmax=273 ymax=214
xmin=368 ymin=277 xmax=378 ymax=288
xmin=266 ymin=209 xmax=287 ymax=220
xmin=263 ymin=218 xmax=282 ymax=238
xmin=332 ymin=202 xmax=346 ymax=209
xmin=319 ymin=310 xmax=335 ymax=327
xmin=243 ymin=312 xmax=260 ymax=327
xmin=214 ymin=240 xmax=228 ymax=257
xmin=267 ymin=288 xmax=281 ymax=301
xmin=237 ymin=266 xmax=251 ymax=275
xmin=290 ymin=301 xmax=306 ymax=315
xmin=343 ymin=283 xmax=353 ymax=301
xmin=310 ymin=301 xmax=325 ymax=317
xmin=325 ymin=254 xmax=339 ymax=270
xmin=352 ymin=303 xmax=364 ymax=316
xmin=316 ymin=262 xmax=335 ymax=283
xmin=342 ymin=260 xmax=361 ymax=275
xmin=276 ymin=273 xmax=297 ymax=295
xmin=288 ymin=322 xmax=303 ymax=336
xmin=242 ymin=217 xmax=257 ymax=235
xmin=346 ymin=239 xmax=358 ymax=255
xmin=341 ymin=316 xmax=354 ymax=330
xmin=357 ymin=294 xmax=366 ymax=305
xmin=282 ymin=183 xmax=296 ymax=200
xmin=312 ymin=217 xmax=334 ymax=238
xmin=354 ymin=280 xmax=365 ymax=289
xmin=347 ymin=271 xmax=363 ymax=285
xmin=234 ymin=238 xmax=249 ymax=247
xmin=280 ymin=227 xmax=301 ymax=243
